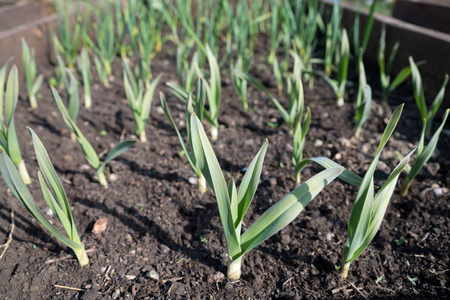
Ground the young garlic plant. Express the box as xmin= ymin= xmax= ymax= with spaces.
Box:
xmin=49 ymin=38 xmax=67 ymax=88
xmin=63 ymin=69 xmax=80 ymax=142
xmin=94 ymin=54 xmax=110 ymax=88
xmin=292 ymin=106 xmax=311 ymax=185
xmin=307 ymin=29 xmax=349 ymax=107
xmin=0 ymin=66 xmax=31 ymax=184
xmin=354 ymin=55 xmax=372 ymax=138
xmin=123 ymin=60 xmax=161 ymax=142
xmin=235 ymin=57 xmax=306 ymax=134
xmin=377 ymin=25 xmax=422 ymax=101
xmin=228 ymin=0 xmax=254 ymax=112
xmin=0 ymin=128 xmax=89 ymax=266
xmin=290 ymin=0 xmax=324 ymax=90
xmin=53 ymin=0 xmax=81 ymax=68
xmin=189 ymin=113 xmax=343 ymax=279
xmin=324 ymin=2 xmax=342 ymax=77
xmin=22 ymin=39 xmax=44 ymax=109
xmin=51 ymin=87 xmax=135 ymax=187
xmin=175 ymin=48 xmax=199 ymax=94
xmin=231 ymin=57 xmax=251 ymax=112
xmin=168 ymin=45 xmax=221 ymax=141
xmin=93 ymin=0 xmax=116 ymax=77
xmin=352 ymin=0 xmax=378 ymax=65
xmin=77 ymin=48 xmax=92 ymax=109
xmin=159 ymin=81 xmax=208 ymax=194
xmin=0 ymin=58 xmax=12 ymax=119
xmin=398 ymin=109 xmax=449 ymax=197
xmin=410 ymin=57 xmax=448 ymax=138
xmin=340 ymin=104 xmax=415 ymax=278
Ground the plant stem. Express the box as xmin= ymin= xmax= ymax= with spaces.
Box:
xmin=337 ymin=97 xmax=344 ymax=107
xmin=29 ymin=94 xmax=38 ymax=109
xmin=309 ymin=78 xmax=314 ymax=90
xmin=17 ymin=160 xmax=31 ymax=185
xmin=227 ymin=256 xmax=242 ymax=280
xmin=105 ymin=61 xmax=112 ymax=76
xmin=400 ymin=180 xmax=411 ymax=197
xmin=97 ymin=169 xmax=108 ymax=188
xmin=84 ymin=94 xmax=91 ymax=109
xmin=340 ymin=262 xmax=350 ymax=278
xmin=198 ymin=174 xmax=207 ymax=194
xmin=295 ymin=172 xmax=301 ymax=186
xmin=210 ymin=126 xmax=218 ymax=142
xmin=139 ymin=131 xmax=147 ymax=143
xmin=73 ymin=246 xmax=89 ymax=267
xmin=242 ymin=101 xmax=248 ymax=112
xmin=355 ymin=128 xmax=361 ymax=139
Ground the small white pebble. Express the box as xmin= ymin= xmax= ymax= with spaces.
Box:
xmin=148 ymin=270 xmax=159 ymax=280
xmin=156 ymin=106 xmax=164 ymax=114
xmin=46 ymin=208 xmax=54 ymax=216
xmin=80 ymin=164 xmax=91 ymax=171
xmin=125 ymin=275 xmax=136 ymax=280
xmin=434 ymin=188 xmax=444 ymax=197
xmin=109 ymin=174 xmax=119 ymax=182
xmin=314 ymin=139 xmax=323 ymax=147
xmin=326 ymin=232 xmax=334 ymax=241
xmin=335 ymin=153 xmax=342 ymax=160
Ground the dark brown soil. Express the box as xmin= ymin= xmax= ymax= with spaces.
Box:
xmin=0 ymin=33 xmax=449 ymax=300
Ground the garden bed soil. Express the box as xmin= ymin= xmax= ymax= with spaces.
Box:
xmin=0 ymin=35 xmax=449 ymax=299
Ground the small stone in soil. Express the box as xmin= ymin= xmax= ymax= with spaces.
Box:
xmin=269 ymin=177 xmax=277 ymax=187
xmin=159 ymin=244 xmax=170 ymax=254
xmin=109 ymin=174 xmax=119 ymax=182
xmin=145 ymin=269 xmax=159 ymax=280
xmin=111 ymin=289 xmax=120 ymax=300
xmin=433 ymin=187 xmax=447 ymax=197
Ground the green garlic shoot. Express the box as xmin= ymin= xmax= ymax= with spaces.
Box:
xmin=355 ymin=54 xmax=372 ymax=138
xmin=0 ymin=66 xmax=31 ymax=184
xmin=0 ymin=128 xmax=89 ymax=266
xmin=410 ymin=57 xmax=448 ymax=138
xmin=159 ymin=81 xmax=207 ymax=193
xmin=377 ymin=25 xmax=423 ymax=101
xmin=22 ymin=39 xmax=44 ymax=109
xmin=123 ymin=60 xmax=161 ymax=142
xmin=77 ymin=48 xmax=92 ymax=109
xmin=190 ymin=113 xmax=343 ymax=279
xmin=341 ymin=104 xmax=415 ymax=278
xmin=399 ymin=109 xmax=449 ymax=196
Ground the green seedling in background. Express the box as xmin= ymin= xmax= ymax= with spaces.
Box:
xmin=377 ymin=25 xmax=423 ymax=101
xmin=22 ymin=39 xmax=44 ymax=109
xmin=409 ymin=57 xmax=448 ymax=138
xmin=355 ymin=54 xmax=372 ymax=138
xmin=159 ymin=80 xmax=208 ymax=193
xmin=77 ymin=48 xmax=92 ymax=109
xmin=123 ymin=60 xmax=161 ymax=142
